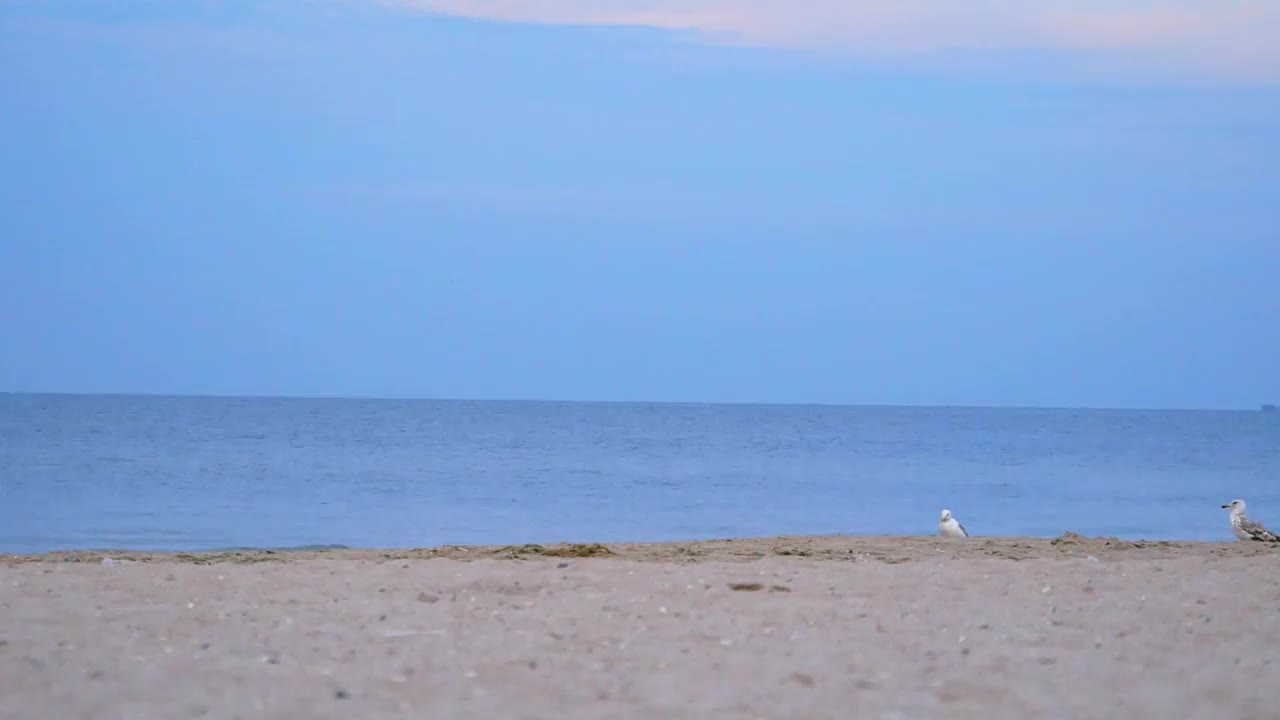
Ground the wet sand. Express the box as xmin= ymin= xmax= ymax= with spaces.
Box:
xmin=3 ymin=535 xmax=1278 ymax=719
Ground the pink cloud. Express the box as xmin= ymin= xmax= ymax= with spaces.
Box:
xmin=378 ymin=1 xmax=1280 ymax=83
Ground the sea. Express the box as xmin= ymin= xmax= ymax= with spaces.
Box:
xmin=1 ymin=393 xmax=1277 ymax=554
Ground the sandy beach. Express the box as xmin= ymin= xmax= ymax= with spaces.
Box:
xmin=3 ymin=534 xmax=1278 ymax=719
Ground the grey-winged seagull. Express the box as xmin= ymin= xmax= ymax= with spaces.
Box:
xmin=1221 ymin=499 xmax=1279 ymax=542
xmin=939 ymin=509 xmax=969 ymax=538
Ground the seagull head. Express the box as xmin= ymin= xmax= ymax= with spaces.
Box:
xmin=1222 ymin=499 xmax=1246 ymax=512
xmin=940 ymin=509 xmax=953 ymax=522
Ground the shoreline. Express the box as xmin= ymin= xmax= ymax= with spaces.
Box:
xmin=5 ymin=533 xmax=1274 ymax=565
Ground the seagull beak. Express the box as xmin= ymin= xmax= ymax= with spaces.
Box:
xmin=1221 ymin=504 xmax=1230 ymax=509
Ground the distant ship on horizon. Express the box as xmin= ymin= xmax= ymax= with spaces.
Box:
xmin=1263 ymin=404 xmax=1278 ymax=412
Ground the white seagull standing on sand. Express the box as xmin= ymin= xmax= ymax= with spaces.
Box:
xmin=1221 ymin=499 xmax=1279 ymax=542
xmin=939 ymin=509 xmax=969 ymax=538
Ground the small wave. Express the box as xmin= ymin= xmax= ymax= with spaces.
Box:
xmin=211 ymin=543 xmax=351 ymax=552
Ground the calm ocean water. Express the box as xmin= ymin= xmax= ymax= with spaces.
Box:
xmin=1 ymin=394 xmax=1277 ymax=554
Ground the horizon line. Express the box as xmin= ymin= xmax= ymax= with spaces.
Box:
xmin=1 ymin=390 xmax=1265 ymax=414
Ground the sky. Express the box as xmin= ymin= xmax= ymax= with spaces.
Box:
xmin=1 ymin=0 xmax=1277 ymax=410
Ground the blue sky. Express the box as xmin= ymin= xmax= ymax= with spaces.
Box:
xmin=1 ymin=0 xmax=1277 ymax=409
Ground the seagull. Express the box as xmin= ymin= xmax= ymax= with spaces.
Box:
xmin=1221 ymin=499 xmax=1279 ymax=542
xmin=939 ymin=509 xmax=969 ymax=538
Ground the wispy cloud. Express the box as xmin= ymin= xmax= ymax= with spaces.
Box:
xmin=379 ymin=1 xmax=1280 ymax=83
